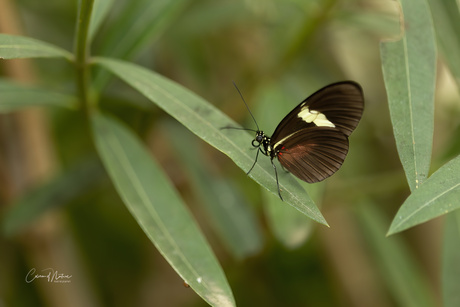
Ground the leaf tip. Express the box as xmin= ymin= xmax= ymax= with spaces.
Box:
xmin=319 ymin=217 xmax=329 ymax=228
xmin=386 ymin=223 xmax=400 ymax=237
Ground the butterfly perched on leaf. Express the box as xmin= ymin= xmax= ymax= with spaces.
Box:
xmin=226 ymin=81 xmax=364 ymax=200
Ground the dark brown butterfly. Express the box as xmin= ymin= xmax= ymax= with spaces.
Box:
xmin=228 ymin=81 xmax=364 ymax=200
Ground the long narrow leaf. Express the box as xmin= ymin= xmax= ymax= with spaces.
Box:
xmin=89 ymin=0 xmax=114 ymax=42
xmin=93 ymin=57 xmax=327 ymax=226
xmin=2 ymin=158 xmax=103 ymax=236
xmin=357 ymin=204 xmax=437 ymax=307
xmin=264 ymin=182 xmax=323 ymax=249
xmin=92 ymin=0 xmax=189 ymax=91
xmin=95 ymin=0 xmax=187 ymax=58
xmin=0 ymin=34 xmax=73 ymax=60
xmin=165 ymin=121 xmax=264 ymax=259
xmin=388 ymin=155 xmax=460 ymax=235
xmin=442 ymin=211 xmax=460 ymax=307
xmin=380 ymin=0 xmax=437 ymax=191
xmin=264 ymin=190 xmax=313 ymax=248
xmin=0 ymin=79 xmax=77 ymax=112
xmin=91 ymin=113 xmax=235 ymax=307
xmin=427 ymin=0 xmax=460 ymax=87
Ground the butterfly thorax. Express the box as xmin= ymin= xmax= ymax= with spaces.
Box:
xmin=252 ymin=131 xmax=276 ymax=158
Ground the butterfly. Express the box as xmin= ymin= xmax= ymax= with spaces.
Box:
xmin=227 ymin=81 xmax=364 ymax=200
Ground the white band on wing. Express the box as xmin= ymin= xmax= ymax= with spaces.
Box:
xmin=298 ymin=106 xmax=335 ymax=128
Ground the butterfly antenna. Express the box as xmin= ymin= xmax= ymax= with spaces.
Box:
xmin=220 ymin=126 xmax=257 ymax=132
xmin=232 ymin=81 xmax=260 ymax=131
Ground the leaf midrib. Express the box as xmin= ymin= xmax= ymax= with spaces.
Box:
xmin=393 ymin=182 xmax=460 ymax=230
xmin=402 ymin=33 xmax=418 ymax=189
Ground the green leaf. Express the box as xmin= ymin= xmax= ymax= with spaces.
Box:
xmin=388 ymin=155 xmax=460 ymax=235
xmin=356 ymin=204 xmax=437 ymax=307
xmin=89 ymin=0 xmax=114 ymax=42
xmin=442 ymin=211 xmax=460 ymax=307
xmin=264 ymin=182 xmax=324 ymax=249
xmin=427 ymin=0 xmax=460 ymax=87
xmin=2 ymin=159 xmax=103 ymax=236
xmin=264 ymin=191 xmax=313 ymax=248
xmin=0 ymin=79 xmax=78 ymax=112
xmin=93 ymin=57 xmax=327 ymax=226
xmin=0 ymin=34 xmax=73 ymax=60
xmin=91 ymin=113 xmax=235 ymax=307
xmin=92 ymin=0 xmax=189 ymax=91
xmin=165 ymin=121 xmax=264 ymax=259
xmin=380 ymin=0 xmax=437 ymax=191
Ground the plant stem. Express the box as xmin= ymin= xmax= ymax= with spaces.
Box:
xmin=74 ymin=0 xmax=95 ymax=119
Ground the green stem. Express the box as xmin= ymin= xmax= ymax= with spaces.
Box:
xmin=74 ymin=0 xmax=95 ymax=119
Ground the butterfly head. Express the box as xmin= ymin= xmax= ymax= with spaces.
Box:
xmin=251 ymin=130 xmax=271 ymax=154
xmin=251 ymin=131 xmax=263 ymax=147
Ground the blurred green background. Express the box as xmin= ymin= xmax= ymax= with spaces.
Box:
xmin=1 ymin=0 xmax=459 ymax=306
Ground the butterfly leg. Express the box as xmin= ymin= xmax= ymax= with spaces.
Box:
xmin=270 ymin=157 xmax=283 ymax=201
xmin=247 ymin=148 xmax=262 ymax=175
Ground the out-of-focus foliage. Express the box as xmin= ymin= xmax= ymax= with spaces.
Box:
xmin=1 ymin=0 xmax=460 ymax=306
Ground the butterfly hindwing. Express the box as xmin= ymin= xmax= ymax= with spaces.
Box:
xmin=275 ymin=127 xmax=349 ymax=183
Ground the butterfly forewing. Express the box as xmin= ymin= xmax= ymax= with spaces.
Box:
xmin=301 ymin=81 xmax=363 ymax=137
xmin=276 ymin=128 xmax=349 ymax=183
xmin=271 ymin=81 xmax=363 ymax=143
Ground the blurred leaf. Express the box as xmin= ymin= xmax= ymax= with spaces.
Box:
xmin=388 ymin=155 xmax=460 ymax=235
xmin=380 ymin=0 xmax=437 ymax=191
xmin=265 ymin=181 xmax=324 ymax=248
xmin=175 ymin=1 xmax=256 ymax=36
xmin=442 ymin=210 xmax=460 ymax=307
xmin=89 ymin=0 xmax=114 ymax=42
xmin=427 ymin=0 xmax=460 ymax=87
xmin=264 ymin=190 xmax=311 ymax=249
xmin=92 ymin=0 xmax=189 ymax=91
xmin=93 ymin=57 xmax=328 ymax=226
xmin=0 ymin=79 xmax=77 ymax=112
xmin=91 ymin=113 xmax=235 ymax=307
xmin=356 ymin=203 xmax=437 ymax=307
xmin=278 ymin=0 xmax=336 ymax=70
xmin=2 ymin=158 xmax=103 ymax=236
xmin=0 ymin=34 xmax=73 ymax=60
xmin=165 ymin=121 xmax=264 ymax=259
